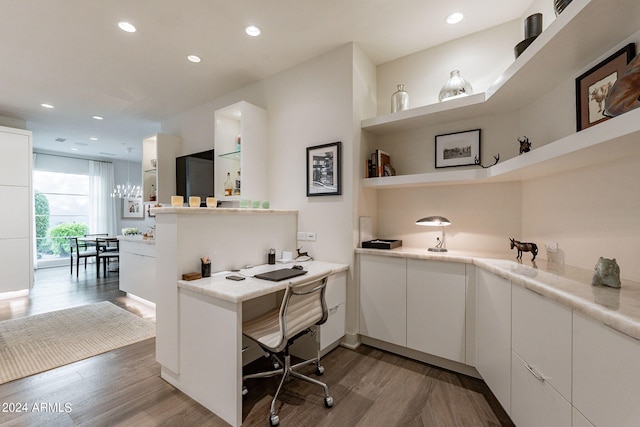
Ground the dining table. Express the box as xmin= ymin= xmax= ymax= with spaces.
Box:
xmin=78 ymin=236 xmax=119 ymax=276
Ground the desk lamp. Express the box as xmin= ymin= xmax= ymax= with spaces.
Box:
xmin=416 ymin=216 xmax=451 ymax=252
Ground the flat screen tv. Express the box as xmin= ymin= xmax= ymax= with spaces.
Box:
xmin=176 ymin=150 xmax=214 ymax=206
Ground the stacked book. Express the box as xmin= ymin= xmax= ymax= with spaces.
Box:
xmin=366 ymin=149 xmax=395 ymax=178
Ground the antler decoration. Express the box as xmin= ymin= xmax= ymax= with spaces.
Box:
xmin=474 ymin=154 xmax=500 ymax=169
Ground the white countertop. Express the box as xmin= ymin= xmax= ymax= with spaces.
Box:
xmin=152 ymin=206 xmax=298 ymax=215
xmin=178 ymin=260 xmax=348 ymax=303
xmin=118 ymin=235 xmax=156 ymax=244
xmin=356 ymin=247 xmax=640 ymax=341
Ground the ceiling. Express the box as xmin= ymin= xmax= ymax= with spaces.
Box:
xmin=0 ymin=0 xmax=532 ymax=161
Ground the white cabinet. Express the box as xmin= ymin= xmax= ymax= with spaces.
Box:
xmin=359 ymin=254 xmax=407 ymax=346
xmin=476 ymin=268 xmax=511 ymax=414
xmin=573 ymin=312 xmax=640 ymax=427
xmin=406 ymin=259 xmax=466 ymax=363
xmin=214 ymin=101 xmax=267 ymax=202
xmin=511 ymin=285 xmax=572 ymax=427
xmin=0 ymin=126 xmax=32 ymax=293
xmin=119 ymin=239 xmax=156 ymax=303
xmin=142 ymin=133 xmax=182 ymax=203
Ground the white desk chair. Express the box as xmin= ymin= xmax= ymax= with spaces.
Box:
xmin=242 ymin=273 xmax=333 ymax=426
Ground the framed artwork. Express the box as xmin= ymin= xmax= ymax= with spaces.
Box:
xmin=435 ymin=129 xmax=481 ymax=168
xmin=122 ymin=197 xmax=144 ymax=219
xmin=306 ymin=141 xmax=341 ymax=196
xmin=575 ymin=43 xmax=635 ymax=131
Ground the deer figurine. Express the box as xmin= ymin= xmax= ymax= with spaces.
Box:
xmin=510 ymin=238 xmax=538 ymax=261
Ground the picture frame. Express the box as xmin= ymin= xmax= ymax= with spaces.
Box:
xmin=435 ymin=129 xmax=481 ymax=169
xmin=306 ymin=141 xmax=341 ymax=197
xmin=122 ymin=197 xmax=144 ymax=219
xmin=575 ymin=43 xmax=636 ymax=131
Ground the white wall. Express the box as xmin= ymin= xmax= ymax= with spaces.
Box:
xmin=113 ymin=159 xmax=156 ymax=234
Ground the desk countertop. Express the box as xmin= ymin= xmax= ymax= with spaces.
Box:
xmin=178 ymin=260 xmax=349 ymax=304
xmin=356 ymin=247 xmax=640 ymax=341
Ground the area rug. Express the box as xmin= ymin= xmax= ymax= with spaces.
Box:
xmin=0 ymin=301 xmax=155 ymax=384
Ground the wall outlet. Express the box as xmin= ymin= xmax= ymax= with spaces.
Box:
xmin=297 ymin=232 xmax=306 ymax=241
xmin=306 ymin=232 xmax=317 ymax=242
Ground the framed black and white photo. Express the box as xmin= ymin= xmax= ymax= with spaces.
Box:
xmin=306 ymin=141 xmax=341 ymax=196
xmin=575 ymin=43 xmax=635 ymax=131
xmin=435 ymin=129 xmax=481 ymax=168
xmin=122 ymin=197 xmax=144 ymax=219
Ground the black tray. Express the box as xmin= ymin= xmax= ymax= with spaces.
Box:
xmin=361 ymin=239 xmax=402 ymax=250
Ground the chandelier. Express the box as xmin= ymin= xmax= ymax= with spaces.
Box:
xmin=111 ymin=147 xmax=141 ymax=198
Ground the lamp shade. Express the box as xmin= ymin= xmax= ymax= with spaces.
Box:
xmin=415 ymin=216 xmax=451 ymax=226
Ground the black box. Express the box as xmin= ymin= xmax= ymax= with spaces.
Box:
xmin=361 ymin=239 xmax=402 ymax=250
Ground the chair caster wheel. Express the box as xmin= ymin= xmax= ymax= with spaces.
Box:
xmin=324 ymin=396 xmax=334 ymax=408
xmin=242 ymin=386 xmax=248 ymax=396
xmin=315 ymin=365 xmax=325 ymax=376
xmin=269 ymin=413 xmax=280 ymax=426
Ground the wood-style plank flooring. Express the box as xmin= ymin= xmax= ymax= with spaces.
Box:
xmin=0 ymin=265 xmax=513 ymax=426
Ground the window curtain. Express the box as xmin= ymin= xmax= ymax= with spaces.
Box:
xmin=89 ymin=160 xmax=117 ymax=236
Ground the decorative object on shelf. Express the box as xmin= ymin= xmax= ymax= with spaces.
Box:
xmin=509 ymin=238 xmax=538 ymax=261
xmin=150 ymin=158 xmax=157 ymax=168
xmin=554 ymin=0 xmax=573 ymax=16
xmin=518 ymin=136 xmax=532 ymax=154
xmin=234 ymin=170 xmax=241 ymax=196
xmin=604 ymin=52 xmax=640 ymax=117
xmin=122 ymin=227 xmax=140 ymax=235
xmin=122 ymin=197 xmax=144 ymax=219
xmin=416 ymin=216 xmax=451 ymax=252
xmin=149 ymin=184 xmax=156 ymax=201
xmin=206 ymin=197 xmax=217 ymax=208
xmin=189 ymin=196 xmax=201 ymax=207
xmin=171 ymin=195 xmax=184 ymax=207
xmin=591 ymin=257 xmax=621 ymax=288
xmin=435 ymin=129 xmax=481 ymax=168
xmin=391 ymin=84 xmax=409 ymax=113
xmin=438 ymin=70 xmax=473 ymax=102
xmin=474 ymin=153 xmax=500 ymax=168
xmin=235 ymin=134 xmax=241 ymax=151
xmin=306 ymin=141 xmax=341 ymax=197
xmin=111 ymin=147 xmax=141 ymax=199
xmin=224 ymin=172 xmax=233 ymax=196
xmin=575 ymin=43 xmax=636 ymax=131
xmin=201 ymin=257 xmax=211 ymax=278
xmin=514 ymin=13 xmax=542 ymax=59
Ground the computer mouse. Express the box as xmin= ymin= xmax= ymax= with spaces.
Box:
xmin=292 ymin=265 xmax=303 ymax=270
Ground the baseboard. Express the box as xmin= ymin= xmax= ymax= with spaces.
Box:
xmin=339 ymin=332 xmax=361 ymax=350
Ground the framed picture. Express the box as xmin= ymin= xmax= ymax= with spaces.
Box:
xmin=306 ymin=141 xmax=341 ymax=196
xmin=122 ymin=197 xmax=144 ymax=219
xmin=435 ymin=129 xmax=481 ymax=168
xmin=575 ymin=43 xmax=635 ymax=131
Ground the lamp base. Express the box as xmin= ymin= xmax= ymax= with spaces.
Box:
xmin=428 ymin=247 xmax=448 ymax=252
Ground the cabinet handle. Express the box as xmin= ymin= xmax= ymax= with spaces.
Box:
xmin=525 ymin=364 xmax=545 ymax=382
xmin=329 ymin=305 xmax=339 ymax=314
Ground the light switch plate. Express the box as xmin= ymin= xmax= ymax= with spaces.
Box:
xmin=306 ymin=232 xmax=317 ymax=242
xmin=297 ymin=232 xmax=306 ymax=241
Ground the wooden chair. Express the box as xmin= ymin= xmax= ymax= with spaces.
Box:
xmin=96 ymin=237 xmax=119 ymax=277
xmin=68 ymin=237 xmax=98 ymax=277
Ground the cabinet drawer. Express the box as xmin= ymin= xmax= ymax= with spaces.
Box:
xmin=321 ymin=302 xmax=346 ymax=350
xmin=0 ymin=238 xmax=30 ymax=292
xmin=512 ymin=284 xmax=572 ymax=400
xmin=325 ymin=271 xmax=346 ymax=308
xmin=120 ymin=240 xmax=156 ymax=257
xmin=511 ymin=351 xmax=571 ymax=427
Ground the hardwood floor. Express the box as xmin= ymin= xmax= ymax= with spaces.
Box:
xmin=0 ymin=266 xmax=513 ymax=426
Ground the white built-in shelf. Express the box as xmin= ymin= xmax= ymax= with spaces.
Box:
xmin=218 ymin=150 xmax=241 ymax=161
xmin=362 ymin=0 xmax=640 ymax=136
xmin=361 ymin=0 xmax=640 ymax=189
xmin=362 ymin=107 xmax=640 ymax=188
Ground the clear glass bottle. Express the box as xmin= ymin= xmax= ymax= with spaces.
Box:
xmin=149 ymin=184 xmax=156 ymax=201
xmin=234 ymin=170 xmax=241 ymax=196
xmin=438 ymin=70 xmax=473 ymax=102
xmin=391 ymin=84 xmax=409 ymax=113
xmin=224 ymin=172 xmax=233 ymax=196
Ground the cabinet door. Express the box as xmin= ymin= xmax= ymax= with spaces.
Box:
xmin=0 ymin=238 xmax=30 ymax=293
xmin=573 ymin=312 xmax=640 ymax=427
xmin=512 ymin=284 xmax=572 ymax=400
xmin=511 ymin=351 xmax=572 ymax=427
xmin=0 ymin=130 xmax=30 ymax=187
xmin=359 ymin=254 xmax=406 ymax=346
xmin=476 ymin=269 xmax=511 ymax=414
xmin=406 ymin=259 xmax=466 ymax=362
xmin=120 ymin=252 xmax=156 ymax=302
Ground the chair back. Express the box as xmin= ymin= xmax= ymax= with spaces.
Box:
xmin=96 ymin=237 xmax=119 ymax=254
xmin=279 ymin=274 xmax=329 ymax=344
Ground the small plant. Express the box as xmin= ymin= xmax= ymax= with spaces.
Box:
xmin=49 ymin=222 xmax=89 ymax=256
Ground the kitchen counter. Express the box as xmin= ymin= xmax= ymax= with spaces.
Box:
xmin=118 ymin=235 xmax=156 ymax=244
xmin=178 ymin=260 xmax=349 ymax=303
xmin=356 ymin=247 xmax=640 ymax=341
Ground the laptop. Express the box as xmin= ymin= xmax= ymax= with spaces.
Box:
xmin=253 ymin=268 xmax=308 ymax=282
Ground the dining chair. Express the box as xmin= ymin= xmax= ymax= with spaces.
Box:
xmin=68 ymin=237 xmax=98 ymax=277
xmin=242 ymin=274 xmax=333 ymax=426
xmin=96 ymin=237 xmax=119 ymax=277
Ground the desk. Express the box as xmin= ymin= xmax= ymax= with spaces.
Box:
xmin=163 ymin=261 xmax=348 ymax=427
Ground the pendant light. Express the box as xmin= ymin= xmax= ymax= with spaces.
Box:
xmin=111 ymin=147 xmax=141 ymax=198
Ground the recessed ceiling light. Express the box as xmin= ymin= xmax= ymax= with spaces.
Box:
xmin=245 ymin=25 xmax=261 ymax=37
xmin=118 ymin=21 xmax=136 ymax=33
xmin=446 ymin=12 xmax=464 ymax=25
xmin=92 ymin=115 xmax=103 ymax=120
xmin=70 ymin=147 xmax=78 ymax=151
xmin=187 ymin=55 xmax=201 ymax=63
xmin=90 ymin=137 xmax=98 ymax=141
xmin=41 ymin=103 xmax=54 ymax=109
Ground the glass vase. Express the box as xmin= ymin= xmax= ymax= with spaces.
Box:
xmin=438 ymin=70 xmax=473 ymax=102
xmin=391 ymin=84 xmax=409 ymax=113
